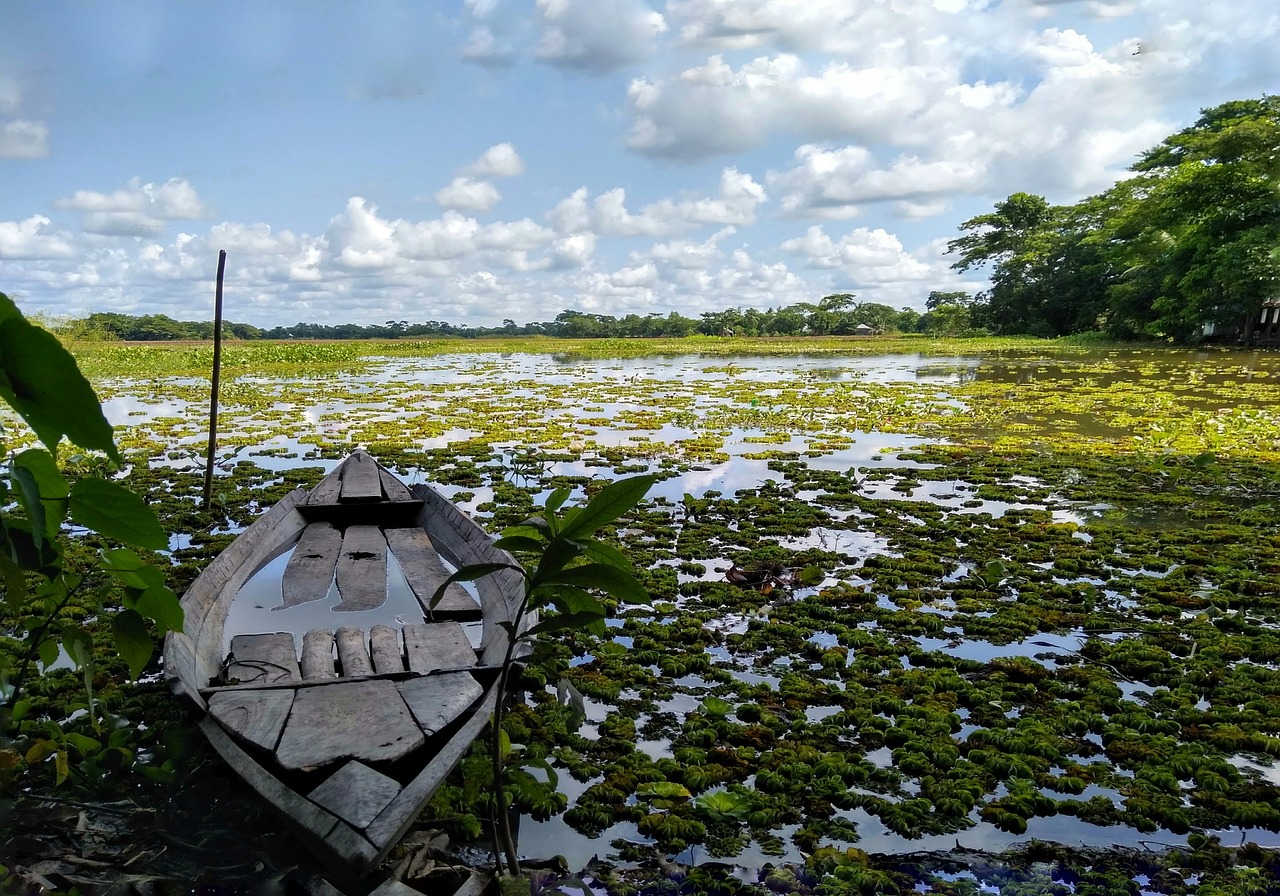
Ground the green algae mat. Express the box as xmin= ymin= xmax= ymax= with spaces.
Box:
xmin=16 ymin=338 xmax=1280 ymax=893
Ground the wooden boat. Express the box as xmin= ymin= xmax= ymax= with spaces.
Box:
xmin=163 ymin=450 xmax=527 ymax=880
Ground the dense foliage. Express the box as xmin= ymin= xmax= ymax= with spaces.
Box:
xmin=948 ymin=95 xmax=1280 ymax=342
xmin=67 ymin=299 xmax=954 ymax=343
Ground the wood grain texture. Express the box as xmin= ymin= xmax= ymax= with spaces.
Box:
xmin=369 ymin=625 xmax=403 ymax=674
xmin=363 ymin=686 xmax=498 ymax=858
xmin=227 ymin=632 xmax=299 ymax=684
xmin=378 ymin=467 xmax=415 ymax=502
xmin=308 ymin=761 xmax=402 ymax=830
xmin=339 ymin=451 xmax=382 ymax=502
xmin=280 ymin=521 xmax=341 ymax=610
xmin=307 ymin=465 xmax=345 ymax=505
xmin=333 ymin=525 xmax=387 ymax=611
xmin=385 ymin=527 xmax=480 ymax=618
xmin=301 ymin=629 xmax=337 ymax=680
xmin=334 ymin=626 xmax=373 ymax=677
xmin=208 ymin=688 xmax=294 ymax=752
xmin=398 ymin=672 xmax=484 ymax=736
xmin=275 ymin=679 xmax=424 ymax=770
xmin=402 ymin=623 xmax=476 ymax=674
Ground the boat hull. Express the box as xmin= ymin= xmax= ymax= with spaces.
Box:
xmin=163 ymin=452 xmax=527 ymax=879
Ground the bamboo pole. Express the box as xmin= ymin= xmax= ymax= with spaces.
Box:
xmin=202 ymin=250 xmax=227 ymax=510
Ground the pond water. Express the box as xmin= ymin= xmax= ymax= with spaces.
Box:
xmin=103 ymin=345 xmax=1280 ymax=874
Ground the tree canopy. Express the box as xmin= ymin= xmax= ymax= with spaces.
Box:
xmin=948 ymin=94 xmax=1280 ymax=343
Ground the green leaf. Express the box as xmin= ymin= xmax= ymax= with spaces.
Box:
xmin=544 ymin=487 xmax=571 ymax=514
xmin=68 ymin=477 xmax=167 ymax=550
xmin=14 ymin=449 xmax=69 ymax=500
xmin=14 ymin=449 xmax=69 ymax=539
xmin=100 ymin=548 xmax=153 ymax=589
xmin=0 ymin=296 xmax=119 ymax=460
xmin=557 ymin=474 xmax=657 ymax=541
xmin=37 ymin=638 xmax=59 ymax=670
xmin=637 ymin=782 xmax=691 ymax=801
xmin=492 ymin=535 xmax=549 ymax=555
xmin=429 ymin=562 xmax=523 ymax=609
xmin=701 ymin=696 xmax=734 ymax=717
xmin=9 ymin=466 xmax=46 ymax=550
xmin=525 ymin=611 xmax=608 ymax=639
xmin=133 ymin=586 xmax=183 ymax=634
xmin=579 ymin=538 xmax=632 ymax=571
xmin=112 ymin=609 xmax=153 ymax=681
xmin=543 ymin=563 xmax=649 ymax=604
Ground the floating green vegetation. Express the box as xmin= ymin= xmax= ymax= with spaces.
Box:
xmin=15 ymin=340 xmax=1280 ymax=890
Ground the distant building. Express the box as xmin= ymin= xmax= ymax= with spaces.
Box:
xmin=853 ymin=323 xmax=876 ymax=336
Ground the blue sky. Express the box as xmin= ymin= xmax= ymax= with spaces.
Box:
xmin=3 ymin=1 xmax=1277 ymax=329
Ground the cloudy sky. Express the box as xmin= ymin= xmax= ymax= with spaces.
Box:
xmin=2 ymin=1 xmax=1276 ymax=329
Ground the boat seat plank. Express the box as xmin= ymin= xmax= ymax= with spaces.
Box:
xmin=335 ymin=626 xmax=374 ymax=677
xmin=378 ymin=467 xmax=415 ymax=502
xmin=402 ymin=623 xmax=476 ymax=674
xmin=369 ymin=625 xmax=403 ymax=674
xmin=398 ymin=672 xmax=484 ymax=736
xmin=385 ymin=527 xmax=481 ymax=618
xmin=308 ymin=761 xmax=403 ymax=830
xmin=279 ymin=522 xmax=341 ymax=610
xmin=301 ymin=629 xmax=337 ymax=679
xmin=340 ymin=452 xmax=383 ymax=502
xmin=333 ymin=526 xmax=387 ymax=611
xmin=275 ymin=679 xmax=425 ymax=771
xmin=227 ymin=633 xmax=299 ymax=685
xmin=208 ymin=688 xmax=295 ymax=752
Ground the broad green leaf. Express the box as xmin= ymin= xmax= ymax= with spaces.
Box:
xmin=637 ymin=782 xmax=691 ymax=800
xmin=68 ymin=477 xmax=167 ymax=550
xmin=11 ymin=700 xmax=31 ymax=723
xmin=54 ymin=748 xmax=69 ymax=785
xmin=25 ymin=740 xmax=55 ymax=763
xmin=492 ymin=535 xmax=549 ymax=555
xmin=580 ymin=538 xmax=632 ymax=571
xmin=543 ymin=563 xmax=649 ymax=604
xmin=14 ymin=449 xmax=69 ymax=500
xmin=531 ymin=585 xmax=601 ymax=617
xmin=557 ymin=474 xmax=657 ymax=541
xmin=10 ymin=465 xmax=46 ymax=548
xmin=525 ymin=611 xmax=608 ymax=639
xmin=37 ymin=638 xmax=59 ymax=670
xmin=133 ymin=586 xmax=183 ymax=634
xmin=0 ymin=550 xmax=29 ymax=609
xmin=701 ymin=696 xmax=734 ymax=717
xmin=497 ymin=524 xmax=549 ymax=542
xmin=429 ymin=562 xmax=523 ymax=609
xmin=0 ymin=296 xmax=119 ymax=460
xmin=100 ymin=548 xmax=153 ymax=589
xmin=112 ymin=609 xmax=153 ymax=681
xmin=534 ymin=536 xmax=584 ymax=580
xmin=544 ymin=487 xmax=571 ymax=514
xmin=64 ymin=732 xmax=101 ymax=755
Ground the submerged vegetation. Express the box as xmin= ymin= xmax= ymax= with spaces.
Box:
xmin=3 ymin=334 xmax=1280 ymax=893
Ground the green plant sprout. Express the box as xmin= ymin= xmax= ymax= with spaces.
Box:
xmin=432 ymin=472 xmax=657 ymax=877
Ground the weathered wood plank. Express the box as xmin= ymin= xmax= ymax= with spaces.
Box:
xmin=364 ymin=686 xmax=498 ymax=857
xmin=199 ymin=716 xmax=345 ymax=851
xmin=280 ymin=522 xmax=341 ymax=610
xmin=308 ymin=761 xmax=402 ymax=830
xmin=333 ymin=526 xmax=387 ymax=612
xmin=369 ymin=625 xmax=403 ymax=674
xmin=301 ymin=629 xmax=337 ymax=680
xmin=275 ymin=680 xmax=425 ymax=771
xmin=208 ymin=688 xmax=294 ymax=752
xmin=378 ymin=467 xmax=415 ymax=502
xmin=227 ymin=633 xmax=299 ymax=685
xmin=339 ymin=451 xmax=382 ymax=502
xmin=334 ymin=626 xmax=373 ymax=677
xmin=398 ymin=672 xmax=484 ymax=736
xmin=308 ymin=465 xmax=345 ymax=505
xmin=385 ymin=527 xmax=480 ymax=618
xmin=402 ymin=623 xmax=476 ymax=674
xmin=162 ymin=631 xmax=206 ymax=711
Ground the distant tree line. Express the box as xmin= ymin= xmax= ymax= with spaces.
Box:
xmin=66 ymin=294 xmax=985 ymax=343
xmin=943 ymin=95 xmax=1280 ymax=343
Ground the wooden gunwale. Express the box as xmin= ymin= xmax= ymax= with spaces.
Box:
xmin=164 ymin=452 xmax=529 ymax=879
